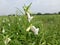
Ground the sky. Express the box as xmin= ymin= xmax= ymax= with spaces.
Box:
xmin=0 ymin=0 xmax=60 ymax=15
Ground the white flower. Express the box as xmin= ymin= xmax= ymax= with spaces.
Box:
xmin=2 ymin=20 xmax=5 ymax=23
xmin=19 ymin=18 xmax=21 ymax=21
xmin=30 ymin=26 xmax=39 ymax=35
xmin=26 ymin=24 xmax=39 ymax=35
xmin=26 ymin=24 xmax=32 ymax=31
xmin=4 ymin=38 xmax=11 ymax=45
xmin=26 ymin=26 xmax=31 ymax=32
xmin=27 ymin=12 xmax=33 ymax=22
xmin=8 ymin=23 xmax=10 ymax=26
xmin=2 ymin=27 xmax=5 ymax=33
xmin=17 ymin=33 xmax=18 ymax=35
xmin=4 ymin=35 xmax=11 ymax=45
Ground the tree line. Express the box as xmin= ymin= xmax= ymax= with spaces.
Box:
xmin=8 ymin=12 xmax=60 ymax=16
xmin=32 ymin=12 xmax=60 ymax=15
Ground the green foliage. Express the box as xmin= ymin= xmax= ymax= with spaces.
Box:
xmin=15 ymin=3 xmax=32 ymax=15
xmin=23 ymin=3 xmax=32 ymax=15
xmin=0 ymin=15 xmax=60 ymax=45
xmin=23 ymin=3 xmax=32 ymax=12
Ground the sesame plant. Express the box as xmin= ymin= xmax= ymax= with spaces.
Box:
xmin=0 ymin=3 xmax=60 ymax=45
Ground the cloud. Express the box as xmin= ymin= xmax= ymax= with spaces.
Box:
xmin=0 ymin=0 xmax=60 ymax=15
xmin=30 ymin=0 xmax=60 ymax=13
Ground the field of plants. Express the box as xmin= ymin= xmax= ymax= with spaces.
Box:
xmin=0 ymin=15 xmax=60 ymax=45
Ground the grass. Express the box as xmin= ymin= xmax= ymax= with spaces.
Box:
xmin=0 ymin=15 xmax=60 ymax=45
